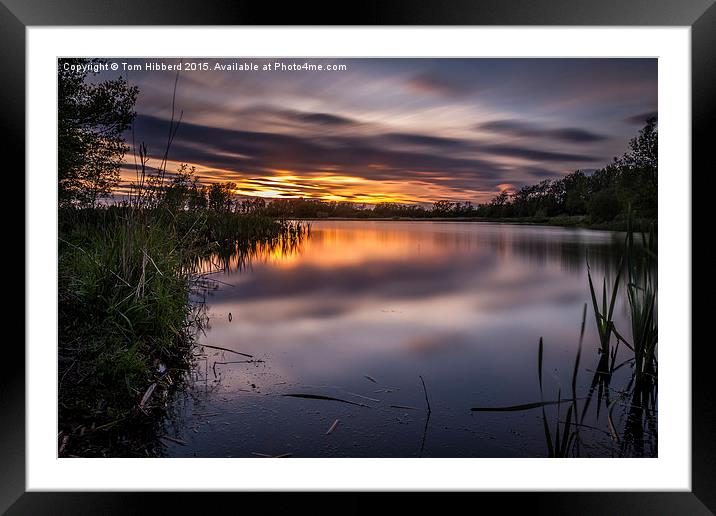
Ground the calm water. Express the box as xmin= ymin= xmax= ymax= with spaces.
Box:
xmin=162 ymin=221 xmax=654 ymax=458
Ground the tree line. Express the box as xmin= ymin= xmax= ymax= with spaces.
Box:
xmin=482 ymin=118 xmax=657 ymax=223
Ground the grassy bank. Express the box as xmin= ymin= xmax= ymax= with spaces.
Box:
xmin=58 ymin=206 xmax=304 ymax=456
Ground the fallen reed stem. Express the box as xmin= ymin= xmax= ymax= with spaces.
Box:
xmin=419 ymin=375 xmax=431 ymax=414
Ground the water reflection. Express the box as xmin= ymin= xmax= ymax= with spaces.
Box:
xmin=164 ymin=221 xmax=653 ymax=458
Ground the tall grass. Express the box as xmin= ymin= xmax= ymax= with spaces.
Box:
xmin=58 ymin=208 xmax=194 ymax=454
xmin=536 ymin=304 xmax=586 ymax=457
xmin=587 ymin=217 xmax=657 ymax=384
xmin=532 ymin=216 xmax=657 ymax=457
xmin=58 ymin=203 xmax=308 ymax=456
xmin=579 ymin=215 xmax=657 ymax=456
xmin=624 ymin=220 xmax=658 ymax=383
xmin=587 ymin=259 xmax=622 ymax=355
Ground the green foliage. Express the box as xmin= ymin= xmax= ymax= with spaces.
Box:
xmin=617 ymin=117 xmax=658 ymax=173
xmin=58 ymin=59 xmax=138 ymax=207
xmin=58 ymin=204 xmax=307 ymax=455
xmin=59 ymin=208 xmax=192 ymax=389
xmin=587 ymin=257 xmax=623 ymax=354
xmin=614 ymin=122 xmax=658 ymax=219
xmin=588 ymin=189 xmax=621 ymax=223
xmin=483 ymin=119 xmax=657 ymax=224
xmin=583 ymin=214 xmax=657 ymax=456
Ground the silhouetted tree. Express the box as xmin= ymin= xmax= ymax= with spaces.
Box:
xmin=614 ymin=117 xmax=658 ymax=218
xmin=433 ymin=200 xmax=458 ymax=216
xmin=208 ymin=182 xmax=236 ymax=212
xmin=563 ymin=171 xmax=589 ymax=215
xmin=238 ymin=197 xmax=267 ymax=214
xmin=58 ymin=58 xmax=138 ymax=207
xmin=159 ymin=164 xmax=203 ymax=212
xmin=617 ymin=117 xmax=658 ymax=174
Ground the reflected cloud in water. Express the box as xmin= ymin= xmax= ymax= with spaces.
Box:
xmin=169 ymin=221 xmax=638 ymax=458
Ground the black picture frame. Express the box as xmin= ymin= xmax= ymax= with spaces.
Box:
xmin=3 ymin=1 xmax=711 ymax=513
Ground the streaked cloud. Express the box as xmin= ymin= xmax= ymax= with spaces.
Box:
xmin=624 ymin=111 xmax=658 ymax=125
xmin=477 ymin=120 xmax=608 ymax=143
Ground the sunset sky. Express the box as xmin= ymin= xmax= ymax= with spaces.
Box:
xmin=107 ymin=58 xmax=657 ymax=205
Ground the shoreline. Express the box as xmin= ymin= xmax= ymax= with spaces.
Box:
xmin=295 ymin=216 xmax=653 ymax=232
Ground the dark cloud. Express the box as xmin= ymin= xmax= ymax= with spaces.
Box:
xmin=407 ymin=71 xmax=481 ymax=97
xmin=403 ymin=59 xmax=656 ymax=109
xmin=383 ymin=133 xmax=468 ymax=148
xmin=478 ymin=120 xmax=608 ymax=143
xmin=288 ymin=112 xmax=357 ymax=126
xmin=548 ymin=128 xmax=608 ymax=143
xmin=482 ymin=144 xmax=602 ymax=163
xmin=522 ymin=167 xmax=564 ymax=180
xmin=132 ymin=114 xmax=509 ymax=186
xmin=624 ymin=111 xmax=658 ymax=125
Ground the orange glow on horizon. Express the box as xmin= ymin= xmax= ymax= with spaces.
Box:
xmin=119 ymin=159 xmax=497 ymax=205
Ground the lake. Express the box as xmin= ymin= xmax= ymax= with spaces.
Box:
xmin=162 ymin=220 xmax=655 ymax=458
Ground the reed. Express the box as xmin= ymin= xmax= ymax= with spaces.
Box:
xmin=624 ymin=218 xmax=658 ymax=383
xmin=58 ymin=204 xmax=309 ymax=456
xmin=587 ymin=257 xmax=623 ymax=355
xmin=586 ymin=212 xmax=657 ymax=383
xmin=537 ymin=304 xmax=586 ymax=457
xmin=577 ymin=213 xmax=657 ymax=455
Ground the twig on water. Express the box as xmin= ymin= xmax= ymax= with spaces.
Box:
xmin=470 ymin=398 xmax=585 ymax=412
xmin=325 ymin=419 xmax=340 ymax=435
xmin=138 ymin=382 xmax=157 ymax=412
xmin=419 ymin=410 xmax=431 ymax=456
xmin=419 ymin=375 xmax=431 ymax=414
xmin=342 ymin=391 xmax=380 ymax=403
xmin=418 ymin=375 xmax=432 ymax=456
xmin=282 ymin=393 xmax=370 ymax=408
xmin=390 ymin=404 xmax=421 ymax=411
xmin=214 ymin=360 xmax=265 ymax=365
xmin=199 ymin=344 xmax=253 ymax=358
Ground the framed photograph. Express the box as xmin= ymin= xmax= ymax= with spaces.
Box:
xmin=6 ymin=0 xmax=712 ymax=512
